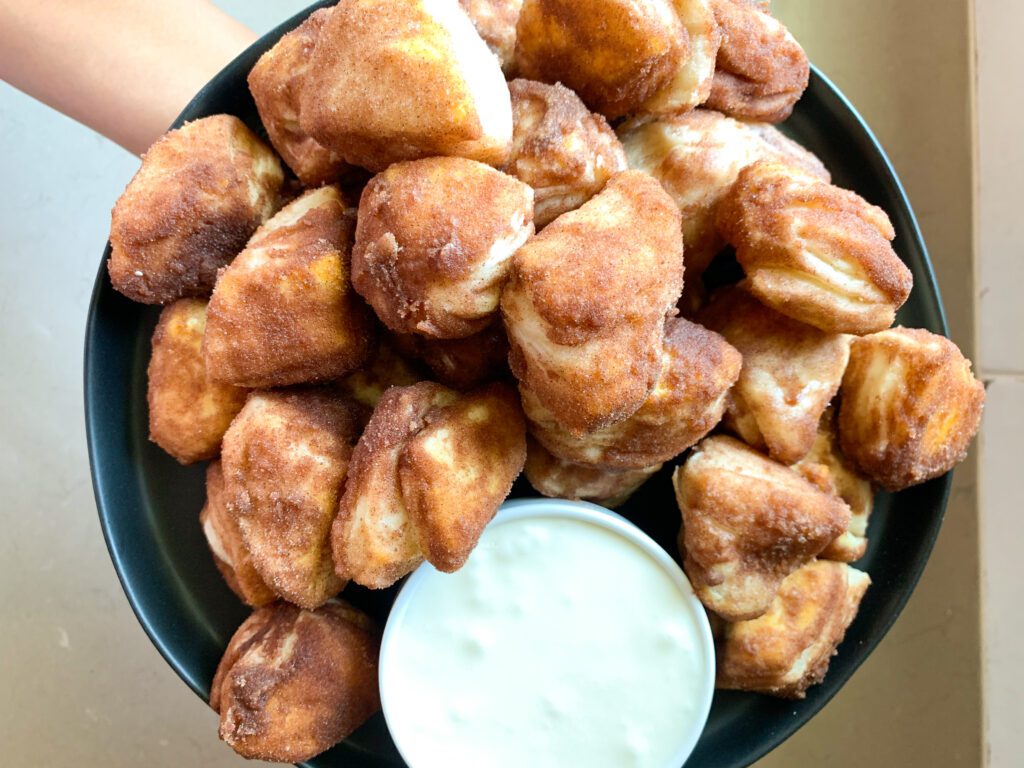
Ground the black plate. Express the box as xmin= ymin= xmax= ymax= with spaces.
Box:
xmin=85 ymin=4 xmax=952 ymax=766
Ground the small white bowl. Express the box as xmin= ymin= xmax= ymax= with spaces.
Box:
xmin=379 ymin=498 xmax=716 ymax=768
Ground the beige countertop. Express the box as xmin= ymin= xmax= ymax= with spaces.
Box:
xmin=0 ymin=1 xmax=987 ymax=766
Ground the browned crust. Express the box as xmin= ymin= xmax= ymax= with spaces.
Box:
xmin=523 ymin=317 xmax=741 ymax=468
xmin=146 ymin=299 xmax=247 ymax=463
xmin=200 ymin=461 xmax=276 ymax=607
xmin=716 ymin=560 xmax=870 ymax=698
xmin=399 ymin=382 xmax=527 ymax=571
xmin=211 ymin=600 xmax=381 ymax=761
xmin=514 ymin=0 xmax=688 ymax=119
xmin=221 ymin=389 xmax=361 ymax=609
xmin=524 ymin=437 xmax=660 ymax=507
xmin=108 ymin=115 xmax=284 ymax=304
xmin=792 ymin=407 xmax=874 ymax=563
xmin=501 ymin=170 xmax=684 ymax=433
xmin=247 ymin=9 xmax=351 ymax=186
xmin=838 ymin=327 xmax=985 ymax=491
xmin=638 ymin=0 xmax=722 ymax=117
xmin=674 ymin=435 xmax=851 ymax=621
xmin=460 ymin=0 xmax=524 ymax=69
xmin=698 ymin=286 xmax=851 ymax=464
xmin=705 ymin=0 xmax=808 ymax=123
xmin=351 ymin=157 xmax=534 ymax=338
xmin=390 ymin=322 xmax=511 ymax=391
xmin=718 ymin=160 xmax=913 ymax=334
xmin=618 ymin=109 xmax=828 ymax=286
xmin=332 ymin=383 xmax=457 ymax=588
xmin=203 ymin=186 xmax=376 ymax=388
xmin=333 ymin=381 xmax=526 ymax=586
xmin=299 ymin=0 xmax=512 ymax=172
xmin=503 ymin=79 xmax=627 ymax=228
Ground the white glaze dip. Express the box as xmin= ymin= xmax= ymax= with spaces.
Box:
xmin=380 ymin=499 xmax=715 ymax=768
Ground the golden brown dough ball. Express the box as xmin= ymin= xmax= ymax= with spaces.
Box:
xmin=338 ymin=340 xmax=424 ymax=410
xmin=838 ymin=327 xmax=985 ymax=491
xmin=718 ymin=160 xmax=913 ymax=334
xmin=247 ymin=9 xmax=350 ymax=186
xmin=352 ymin=157 xmax=534 ymax=339
xmin=299 ymin=0 xmax=513 ymax=172
xmin=332 ymin=382 xmax=526 ymax=588
xmin=108 ymin=115 xmax=283 ymax=304
xmin=221 ymin=389 xmax=361 ymax=609
xmin=399 ymin=384 xmax=527 ymax=571
xmin=792 ymin=408 xmax=874 ymax=563
xmin=716 ymin=560 xmax=869 ymax=699
xmin=147 ymin=299 xmax=247 ymax=463
xmin=204 ymin=186 xmax=375 ymax=388
xmin=514 ymin=0 xmax=688 ymax=119
xmin=503 ymin=79 xmax=628 ymax=228
xmin=524 ymin=438 xmax=661 ymax=508
xmin=637 ymin=0 xmax=721 ymax=118
xmin=390 ymin=322 xmax=511 ymax=391
xmin=674 ymin=435 xmax=851 ymax=621
xmin=705 ymin=0 xmax=808 ymax=123
xmin=199 ymin=461 xmax=275 ymax=607
xmin=523 ymin=317 xmax=740 ymax=468
xmin=502 ymin=171 xmax=684 ymax=434
xmin=460 ymin=0 xmax=523 ymax=70
xmin=699 ymin=286 xmax=851 ymax=465
xmin=619 ymin=109 xmax=829 ymax=286
xmin=211 ymin=600 xmax=380 ymax=762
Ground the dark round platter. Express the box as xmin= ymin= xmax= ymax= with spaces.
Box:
xmin=85 ymin=3 xmax=952 ymax=766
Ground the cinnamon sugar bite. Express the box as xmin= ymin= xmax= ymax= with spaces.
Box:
xmin=352 ymin=157 xmax=534 ymax=339
xmin=220 ymin=389 xmax=361 ymax=609
xmin=637 ymin=0 xmax=721 ymax=118
xmin=521 ymin=317 xmax=740 ymax=469
xmin=204 ymin=186 xmax=375 ymax=388
xmin=793 ymin=408 xmax=874 ymax=563
xmin=706 ymin=0 xmax=809 ymax=123
xmin=718 ymin=160 xmax=913 ymax=334
xmin=146 ymin=299 xmax=247 ymax=464
xmin=211 ymin=600 xmax=381 ymax=762
xmin=674 ymin=436 xmax=851 ymax=621
xmin=838 ymin=327 xmax=985 ymax=491
xmin=514 ymin=0 xmax=688 ymax=119
xmin=332 ymin=382 xmax=526 ymax=589
xmin=699 ymin=286 xmax=851 ymax=465
xmin=299 ymin=0 xmax=513 ymax=171
xmin=503 ymin=79 xmax=627 ymax=228
xmin=108 ymin=115 xmax=283 ymax=304
xmin=199 ymin=461 xmax=275 ymax=607
xmin=247 ymin=8 xmax=349 ymax=186
xmin=717 ymin=560 xmax=870 ymax=699
xmin=502 ymin=170 xmax=684 ymax=434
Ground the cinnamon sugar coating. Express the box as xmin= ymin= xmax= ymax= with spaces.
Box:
xmin=109 ymin=115 xmax=283 ymax=304
xmin=221 ymin=389 xmax=361 ymax=609
xmin=211 ymin=600 xmax=381 ymax=761
xmin=674 ymin=435 xmax=851 ymax=621
xmin=204 ymin=186 xmax=375 ymax=388
xmin=838 ymin=327 xmax=985 ymax=491
xmin=716 ymin=560 xmax=870 ymax=698
xmin=147 ymin=298 xmax=247 ymax=463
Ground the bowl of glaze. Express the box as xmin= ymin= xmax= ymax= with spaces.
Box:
xmin=379 ymin=499 xmax=716 ymax=768
xmin=85 ymin=2 xmax=953 ymax=766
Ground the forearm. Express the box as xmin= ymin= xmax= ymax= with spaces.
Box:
xmin=0 ymin=0 xmax=256 ymax=155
